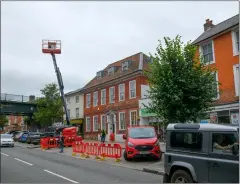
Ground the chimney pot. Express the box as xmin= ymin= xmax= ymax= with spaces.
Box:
xmin=204 ymin=19 xmax=214 ymax=32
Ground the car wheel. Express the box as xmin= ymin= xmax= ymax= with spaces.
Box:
xmin=124 ymin=151 xmax=131 ymax=161
xmin=170 ymin=170 xmax=193 ymax=183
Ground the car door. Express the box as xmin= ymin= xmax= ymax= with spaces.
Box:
xmin=208 ymin=131 xmax=239 ymax=183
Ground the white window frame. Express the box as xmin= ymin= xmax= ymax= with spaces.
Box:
xmin=129 ymin=110 xmax=137 ymax=126
xmin=101 ymin=89 xmax=106 ymax=105
xmin=109 ymin=86 xmax=115 ymax=103
xmin=86 ymin=117 xmax=91 ymax=132
xmin=75 ymin=108 xmax=79 ymax=118
xmin=233 ymin=64 xmax=239 ymax=96
xmin=93 ymin=91 xmax=98 ymax=107
xmin=119 ymin=112 xmax=126 ymax=130
xmin=86 ymin=93 xmax=91 ymax=108
xmin=93 ymin=116 xmax=98 ymax=132
xmin=67 ymin=97 xmax=70 ymax=104
xmin=122 ymin=61 xmax=128 ymax=71
xmin=129 ymin=80 xmax=136 ymax=99
xmin=75 ymin=96 xmax=79 ymax=103
xmin=199 ymin=40 xmax=215 ymax=65
xmin=212 ymin=71 xmax=220 ymax=100
xmin=118 ymin=83 xmax=125 ymax=101
xmin=232 ymin=29 xmax=239 ymax=56
xmin=101 ymin=115 xmax=106 ymax=130
xmin=108 ymin=67 xmax=114 ymax=76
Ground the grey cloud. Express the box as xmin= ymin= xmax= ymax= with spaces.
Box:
xmin=1 ymin=1 xmax=238 ymax=96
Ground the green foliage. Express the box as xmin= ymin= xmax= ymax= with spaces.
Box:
xmin=145 ymin=35 xmax=219 ymax=126
xmin=0 ymin=115 xmax=8 ymax=130
xmin=34 ymin=83 xmax=63 ymax=126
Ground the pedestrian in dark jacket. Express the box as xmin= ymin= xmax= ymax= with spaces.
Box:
xmin=59 ymin=132 xmax=64 ymax=153
xmin=101 ymin=129 xmax=106 ymax=143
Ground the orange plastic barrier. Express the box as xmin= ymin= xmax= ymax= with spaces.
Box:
xmin=72 ymin=141 xmax=122 ymax=159
xmin=64 ymin=136 xmax=75 ymax=147
xmin=48 ymin=138 xmax=58 ymax=148
xmin=75 ymin=136 xmax=82 ymax=141
xmin=40 ymin=137 xmax=49 ymax=149
xmin=99 ymin=143 xmax=122 ymax=158
xmin=73 ymin=141 xmax=85 ymax=153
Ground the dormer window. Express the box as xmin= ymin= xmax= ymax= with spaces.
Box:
xmin=122 ymin=61 xmax=129 ymax=71
xmin=108 ymin=67 xmax=115 ymax=76
xmin=97 ymin=71 xmax=103 ymax=79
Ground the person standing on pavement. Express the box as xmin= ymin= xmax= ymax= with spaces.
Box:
xmin=59 ymin=132 xmax=64 ymax=153
xmin=101 ymin=129 xmax=106 ymax=143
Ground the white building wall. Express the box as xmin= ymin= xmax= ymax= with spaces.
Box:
xmin=64 ymin=93 xmax=84 ymax=120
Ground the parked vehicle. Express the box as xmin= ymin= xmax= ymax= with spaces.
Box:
xmin=26 ymin=133 xmax=42 ymax=145
xmin=1 ymin=134 xmax=14 ymax=147
xmin=14 ymin=132 xmax=24 ymax=141
xmin=163 ymin=123 xmax=239 ymax=183
xmin=19 ymin=132 xmax=32 ymax=143
xmin=122 ymin=126 xmax=162 ymax=161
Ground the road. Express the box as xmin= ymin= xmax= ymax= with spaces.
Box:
xmin=1 ymin=146 xmax=163 ymax=183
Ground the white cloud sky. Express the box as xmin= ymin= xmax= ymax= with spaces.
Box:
xmin=1 ymin=1 xmax=238 ymax=96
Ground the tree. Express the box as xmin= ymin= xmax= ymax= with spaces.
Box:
xmin=0 ymin=115 xmax=8 ymax=130
xmin=34 ymin=83 xmax=64 ymax=127
xmin=145 ymin=36 xmax=218 ymax=126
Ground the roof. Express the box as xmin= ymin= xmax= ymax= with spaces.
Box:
xmin=192 ymin=14 xmax=239 ymax=45
xmin=65 ymin=88 xmax=83 ymax=96
xmin=81 ymin=52 xmax=151 ymax=91
xmin=167 ymin=123 xmax=238 ymax=132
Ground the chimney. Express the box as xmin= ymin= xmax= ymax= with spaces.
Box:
xmin=204 ymin=19 xmax=214 ymax=31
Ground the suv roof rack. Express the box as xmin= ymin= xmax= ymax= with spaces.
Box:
xmin=173 ymin=124 xmax=200 ymax=130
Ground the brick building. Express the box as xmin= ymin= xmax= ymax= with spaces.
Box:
xmin=192 ymin=14 xmax=239 ymax=125
xmin=81 ymin=52 xmax=151 ymax=141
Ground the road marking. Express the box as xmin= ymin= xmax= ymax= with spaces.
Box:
xmin=14 ymin=158 xmax=33 ymax=166
xmin=44 ymin=169 xmax=78 ymax=183
xmin=1 ymin=152 xmax=9 ymax=156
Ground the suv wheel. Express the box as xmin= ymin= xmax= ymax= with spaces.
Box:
xmin=124 ymin=151 xmax=131 ymax=161
xmin=171 ymin=170 xmax=193 ymax=183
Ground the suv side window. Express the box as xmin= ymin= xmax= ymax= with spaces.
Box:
xmin=212 ymin=133 xmax=238 ymax=155
xmin=170 ymin=132 xmax=202 ymax=151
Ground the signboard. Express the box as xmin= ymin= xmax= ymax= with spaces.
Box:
xmin=231 ymin=113 xmax=239 ymax=125
xmin=140 ymin=108 xmax=157 ymax=117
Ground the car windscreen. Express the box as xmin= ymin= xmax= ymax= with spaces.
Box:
xmin=1 ymin=134 xmax=13 ymax=139
xmin=129 ymin=128 xmax=156 ymax=139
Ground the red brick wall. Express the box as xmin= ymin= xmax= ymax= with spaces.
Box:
xmin=84 ymin=75 xmax=145 ymax=137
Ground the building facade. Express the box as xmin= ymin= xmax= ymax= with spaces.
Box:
xmin=192 ymin=14 xmax=239 ymax=125
xmin=64 ymin=89 xmax=84 ymax=135
xmin=3 ymin=115 xmax=25 ymax=132
xmin=81 ymin=52 xmax=151 ymax=141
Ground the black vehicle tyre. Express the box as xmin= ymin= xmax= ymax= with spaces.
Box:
xmin=124 ymin=151 xmax=131 ymax=161
xmin=170 ymin=170 xmax=193 ymax=183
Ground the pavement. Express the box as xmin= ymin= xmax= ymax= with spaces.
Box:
xmin=1 ymin=146 xmax=163 ymax=183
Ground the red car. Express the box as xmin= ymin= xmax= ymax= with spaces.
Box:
xmin=122 ymin=126 xmax=162 ymax=161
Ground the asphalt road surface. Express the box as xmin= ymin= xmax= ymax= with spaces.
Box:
xmin=1 ymin=146 xmax=163 ymax=183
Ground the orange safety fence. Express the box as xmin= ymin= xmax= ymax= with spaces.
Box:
xmin=64 ymin=136 xmax=75 ymax=147
xmin=72 ymin=141 xmax=122 ymax=159
xmin=48 ymin=137 xmax=58 ymax=148
xmin=40 ymin=137 xmax=49 ymax=149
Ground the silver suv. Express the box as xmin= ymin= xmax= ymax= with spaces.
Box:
xmin=163 ymin=123 xmax=239 ymax=183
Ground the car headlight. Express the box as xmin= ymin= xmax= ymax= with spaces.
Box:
xmin=128 ymin=142 xmax=134 ymax=147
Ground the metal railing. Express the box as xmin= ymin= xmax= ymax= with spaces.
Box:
xmin=0 ymin=93 xmax=39 ymax=103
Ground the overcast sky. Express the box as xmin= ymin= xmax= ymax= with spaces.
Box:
xmin=2 ymin=1 xmax=239 ymax=97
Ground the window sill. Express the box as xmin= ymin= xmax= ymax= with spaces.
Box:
xmin=119 ymin=99 xmax=125 ymax=102
xmin=233 ymin=52 xmax=239 ymax=56
xmin=129 ymin=96 xmax=136 ymax=99
xmin=93 ymin=130 xmax=98 ymax=132
xmin=119 ymin=129 xmax=126 ymax=131
xmin=204 ymin=60 xmax=215 ymax=66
